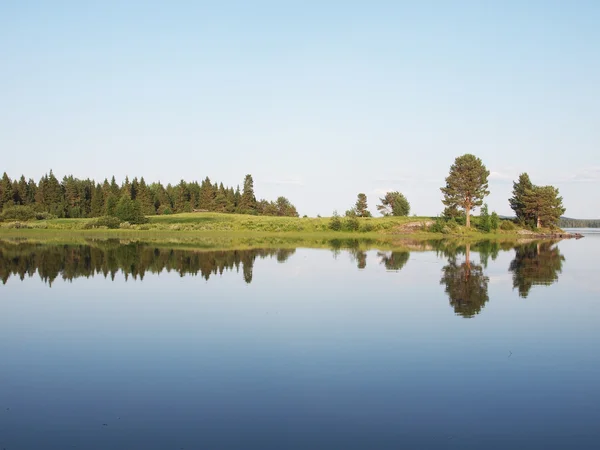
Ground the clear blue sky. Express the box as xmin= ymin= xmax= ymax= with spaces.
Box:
xmin=1 ymin=1 xmax=599 ymax=217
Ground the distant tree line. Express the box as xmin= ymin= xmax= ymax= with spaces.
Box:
xmin=557 ymin=218 xmax=600 ymax=228
xmin=0 ymin=172 xmax=298 ymax=220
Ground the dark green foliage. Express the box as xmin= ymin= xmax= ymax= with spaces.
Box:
xmin=354 ymin=193 xmax=371 ymax=217
xmin=84 ymin=216 xmax=121 ymax=229
xmin=441 ymin=154 xmax=490 ymax=228
xmin=523 ymin=185 xmax=565 ymax=228
xmin=90 ymin=184 xmax=105 ymax=217
xmin=0 ymin=172 xmax=15 ymax=210
xmin=377 ymin=191 xmax=410 ymax=216
xmin=509 ymin=173 xmax=535 ymax=226
xmin=0 ymin=172 xmax=295 ymax=220
xmin=239 ymin=175 xmax=256 ymax=214
xmin=105 ymin=194 xmax=118 ymax=216
xmin=114 ymin=196 xmax=148 ymax=224
xmin=329 ymin=211 xmax=342 ymax=231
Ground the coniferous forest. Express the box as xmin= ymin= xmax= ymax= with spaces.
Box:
xmin=0 ymin=171 xmax=299 ymax=219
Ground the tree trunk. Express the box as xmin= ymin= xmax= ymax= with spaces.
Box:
xmin=466 ymin=208 xmax=471 ymax=228
xmin=537 ymin=216 xmax=541 ymax=228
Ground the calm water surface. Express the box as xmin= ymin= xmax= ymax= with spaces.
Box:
xmin=1 ymin=233 xmax=599 ymax=449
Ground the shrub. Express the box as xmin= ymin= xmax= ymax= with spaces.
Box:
xmin=1 ymin=205 xmax=36 ymax=222
xmin=329 ymin=211 xmax=342 ymax=231
xmin=343 ymin=216 xmax=360 ymax=231
xmin=500 ymin=220 xmax=516 ymax=231
xmin=429 ymin=217 xmax=447 ymax=233
xmin=360 ymin=222 xmax=374 ymax=233
xmin=84 ymin=216 xmax=121 ymax=229
xmin=35 ymin=211 xmax=57 ymax=220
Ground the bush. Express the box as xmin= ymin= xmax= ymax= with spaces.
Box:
xmin=4 ymin=221 xmax=32 ymax=229
xmin=429 ymin=217 xmax=447 ymax=233
xmin=84 ymin=216 xmax=121 ymax=229
xmin=360 ymin=222 xmax=374 ymax=233
xmin=114 ymin=196 xmax=148 ymax=224
xmin=343 ymin=216 xmax=360 ymax=231
xmin=329 ymin=211 xmax=342 ymax=231
xmin=1 ymin=205 xmax=37 ymax=222
xmin=500 ymin=220 xmax=516 ymax=231
xmin=35 ymin=211 xmax=57 ymax=220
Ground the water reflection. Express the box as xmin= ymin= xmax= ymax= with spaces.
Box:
xmin=377 ymin=251 xmax=410 ymax=271
xmin=0 ymin=240 xmax=295 ymax=285
xmin=0 ymin=239 xmax=567 ymax=308
xmin=509 ymin=241 xmax=565 ymax=298
xmin=440 ymin=244 xmax=490 ymax=318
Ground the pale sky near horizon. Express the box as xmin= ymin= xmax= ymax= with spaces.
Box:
xmin=1 ymin=1 xmax=599 ymax=218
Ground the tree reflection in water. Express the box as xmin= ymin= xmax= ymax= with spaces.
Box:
xmin=0 ymin=241 xmax=296 ymax=286
xmin=440 ymin=244 xmax=490 ymax=318
xmin=509 ymin=241 xmax=565 ymax=298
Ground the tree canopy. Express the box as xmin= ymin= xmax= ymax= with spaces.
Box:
xmin=440 ymin=154 xmax=490 ymax=228
xmin=376 ymin=191 xmax=410 ymax=216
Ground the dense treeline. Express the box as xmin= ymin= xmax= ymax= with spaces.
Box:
xmin=557 ymin=218 xmax=600 ymax=228
xmin=0 ymin=241 xmax=296 ymax=285
xmin=0 ymin=171 xmax=298 ymax=220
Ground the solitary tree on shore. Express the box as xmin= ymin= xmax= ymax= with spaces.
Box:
xmin=522 ymin=185 xmax=565 ymax=228
xmin=354 ymin=193 xmax=371 ymax=217
xmin=377 ymin=191 xmax=410 ymax=216
xmin=440 ymin=154 xmax=490 ymax=228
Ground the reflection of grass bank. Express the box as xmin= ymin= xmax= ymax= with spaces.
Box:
xmin=0 ymin=228 xmax=561 ymax=254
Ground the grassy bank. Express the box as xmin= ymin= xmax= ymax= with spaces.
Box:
xmin=0 ymin=211 xmax=565 ymax=244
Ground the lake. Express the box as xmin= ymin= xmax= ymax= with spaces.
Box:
xmin=1 ymin=232 xmax=599 ymax=449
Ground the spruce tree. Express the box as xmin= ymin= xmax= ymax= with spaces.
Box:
xmin=354 ymin=193 xmax=371 ymax=217
xmin=0 ymin=172 xmax=14 ymax=210
xmin=509 ymin=173 xmax=535 ymax=226
xmin=440 ymin=154 xmax=490 ymax=228
xmin=90 ymin=183 xmax=105 ymax=217
xmin=239 ymin=175 xmax=256 ymax=213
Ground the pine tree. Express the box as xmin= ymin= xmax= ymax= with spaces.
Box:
xmin=0 ymin=172 xmax=14 ymax=210
xmin=26 ymin=178 xmax=37 ymax=205
xmin=441 ymin=154 xmax=490 ymax=228
xmin=239 ymin=175 xmax=256 ymax=214
xmin=175 ymin=180 xmax=191 ymax=212
xmin=122 ymin=176 xmax=132 ymax=199
xmin=354 ymin=193 xmax=371 ymax=217
xmin=90 ymin=183 xmax=105 ymax=217
xmin=137 ymin=177 xmax=156 ymax=215
xmin=523 ymin=185 xmax=565 ymax=228
xmin=509 ymin=173 xmax=535 ymax=226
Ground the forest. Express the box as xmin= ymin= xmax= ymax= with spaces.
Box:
xmin=0 ymin=171 xmax=299 ymax=220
